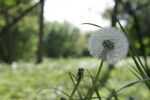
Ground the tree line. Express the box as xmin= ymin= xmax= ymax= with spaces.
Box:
xmin=0 ymin=0 xmax=149 ymax=64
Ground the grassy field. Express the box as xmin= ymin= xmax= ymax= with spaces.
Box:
xmin=0 ymin=58 xmax=149 ymax=100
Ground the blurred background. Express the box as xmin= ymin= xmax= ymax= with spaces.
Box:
xmin=0 ymin=0 xmax=149 ymax=99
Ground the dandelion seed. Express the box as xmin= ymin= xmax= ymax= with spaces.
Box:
xmin=88 ymin=27 xmax=129 ymax=64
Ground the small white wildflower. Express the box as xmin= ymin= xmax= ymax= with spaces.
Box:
xmin=88 ymin=27 xmax=129 ymax=64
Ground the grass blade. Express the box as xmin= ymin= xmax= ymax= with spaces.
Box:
xmin=68 ymin=72 xmax=84 ymax=100
xmin=82 ymin=23 xmax=103 ymax=28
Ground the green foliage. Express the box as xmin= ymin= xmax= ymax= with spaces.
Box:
xmin=44 ymin=21 xmax=81 ymax=58
xmin=0 ymin=0 xmax=39 ymax=61
xmin=0 ymin=0 xmax=89 ymax=61
xmin=0 ymin=58 xmax=149 ymax=100
xmin=0 ymin=17 xmax=38 ymax=61
xmin=12 ymin=16 xmax=38 ymax=60
xmin=103 ymin=0 xmax=150 ymax=56
xmin=115 ymin=15 xmax=150 ymax=90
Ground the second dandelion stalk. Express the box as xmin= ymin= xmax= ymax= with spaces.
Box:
xmin=87 ymin=60 xmax=103 ymax=99
xmin=69 ymin=68 xmax=84 ymax=100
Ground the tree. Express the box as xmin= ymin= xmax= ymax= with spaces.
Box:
xmin=103 ymin=0 xmax=150 ymax=66
xmin=0 ymin=0 xmax=40 ymax=63
xmin=36 ymin=0 xmax=45 ymax=63
xmin=44 ymin=21 xmax=81 ymax=58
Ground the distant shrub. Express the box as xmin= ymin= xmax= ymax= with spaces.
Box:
xmin=44 ymin=21 xmax=82 ymax=58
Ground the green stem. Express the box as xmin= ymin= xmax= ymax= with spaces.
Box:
xmin=69 ymin=81 xmax=81 ymax=100
xmin=87 ymin=60 xmax=104 ymax=99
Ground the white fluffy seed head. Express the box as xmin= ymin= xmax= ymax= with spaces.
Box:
xmin=88 ymin=27 xmax=129 ymax=64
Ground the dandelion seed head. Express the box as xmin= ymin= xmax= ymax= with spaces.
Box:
xmin=88 ymin=27 xmax=129 ymax=64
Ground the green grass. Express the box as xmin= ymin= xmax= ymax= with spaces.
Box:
xmin=0 ymin=58 xmax=149 ymax=100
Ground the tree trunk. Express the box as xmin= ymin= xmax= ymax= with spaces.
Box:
xmin=36 ymin=0 xmax=45 ymax=63
xmin=109 ymin=0 xmax=119 ymax=69
xmin=3 ymin=11 xmax=14 ymax=64
xmin=111 ymin=0 xmax=118 ymax=27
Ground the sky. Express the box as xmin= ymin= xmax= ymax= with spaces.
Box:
xmin=44 ymin=0 xmax=114 ymax=31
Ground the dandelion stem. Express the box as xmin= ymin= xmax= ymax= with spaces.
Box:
xmin=69 ymin=80 xmax=81 ymax=100
xmin=87 ymin=60 xmax=104 ymax=99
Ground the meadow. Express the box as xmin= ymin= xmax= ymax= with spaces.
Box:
xmin=0 ymin=58 xmax=149 ymax=100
